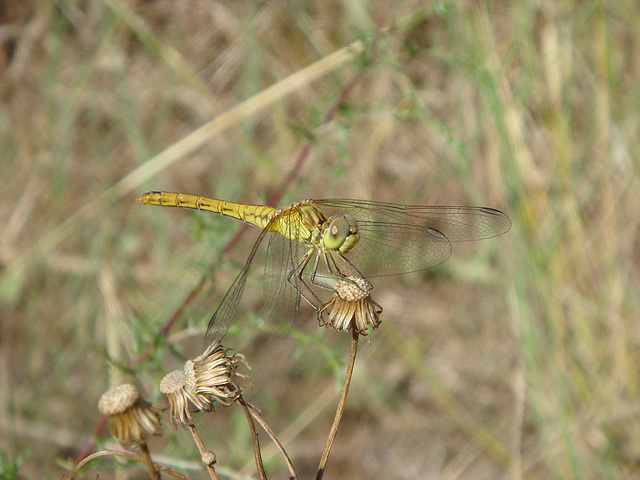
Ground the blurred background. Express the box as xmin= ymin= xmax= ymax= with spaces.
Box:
xmin=1 ymin=1 xmax=639 ymax=479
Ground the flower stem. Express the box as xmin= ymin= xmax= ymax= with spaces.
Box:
xmin=187 ymin=423 xmax=220 ymax=480
xmin=240 ymin=396 xmax=268 ymax=480
xmin=139 ymin=442 xmax=161 ymax=480
xmin=245 ymin=400 xmax=298 ymax=479
xmin=316 ymin=329 xmax=359 ymax=480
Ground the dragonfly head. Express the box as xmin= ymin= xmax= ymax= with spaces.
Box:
xmin=323 ymin=214 xmax=359 ymax=254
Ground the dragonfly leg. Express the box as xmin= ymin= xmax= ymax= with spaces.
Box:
xmin=308 ymin=252 xmax=336 ymax=291
xmin=306 ymin=250 xmax=367 ymax=293
xmin=323 ymin=250 xmax=367 ymax=282
xmin=286 ymin=248 xmax=322 ymax=312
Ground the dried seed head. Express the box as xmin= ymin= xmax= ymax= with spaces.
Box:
xmin=184 ymin=342 xmax=247 ymax=407
xmin=98 ymin=383 xmax=138 ymax=416
xmin=319 ymin=276 xmax=383 ymax=336
xmin=98 ymin=383 xmax=161 ymax=448
xmin=160 ymin=370 xmax=213 ymax=426
xmin=333 ymin=276 xmax=373 ymax=301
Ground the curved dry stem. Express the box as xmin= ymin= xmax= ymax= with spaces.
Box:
xmin=139 ymin=442 xmax=161 ymax=480
xmin=245 ymin=400 xmax=298 ymax=479
xmin=70 ymin=449 xmax=190 ymax=480
xmin=239 ymin=396 xmax=268 ymax=480
xmin=316 ymin=329 xmax=359 ymax=480
xmin=187 ymin=423 xmax=220 ymax=480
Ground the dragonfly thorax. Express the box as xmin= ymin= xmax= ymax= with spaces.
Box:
xmin=322 ymin=214 xmax=359 ymax=254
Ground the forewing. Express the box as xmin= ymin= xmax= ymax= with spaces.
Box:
xmin=312 ymin=200 xmax=511 ymax=277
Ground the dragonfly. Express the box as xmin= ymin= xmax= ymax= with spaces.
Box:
xmin=137 ymin=191 xmax=511 ymax=345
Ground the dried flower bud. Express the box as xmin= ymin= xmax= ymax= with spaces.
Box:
xmin=98 ymin=383 xmax=161 ymax=447
xmin=159 ymin=370 xmax=213 ymax=425
xmin=184 ymin=342 xmax=247 ymax=407
xmin=319 ymin=276 xmax=383 ymax=335
xmin=201 ymin=451 xmax=216 ymax=466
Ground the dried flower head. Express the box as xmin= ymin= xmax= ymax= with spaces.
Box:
xmin=159 ymin=370 xmax=214 ymax=425
xmin=184 ymin=342 xmax=247 ymax=407
xmin=98 ymin=383 xmax=161 ymax=447
xmin=319 ymin=276 xmax=383 ymax=335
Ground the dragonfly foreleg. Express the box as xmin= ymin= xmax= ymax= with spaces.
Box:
xmin=323 ymin=250 xmax=366 ymax=282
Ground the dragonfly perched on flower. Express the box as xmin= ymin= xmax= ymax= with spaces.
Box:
xmin=137 ymin=192 xmax=511 ymax=345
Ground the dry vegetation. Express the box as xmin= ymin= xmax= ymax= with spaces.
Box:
xmin=1 ymin=0 xmax=640 ymax=479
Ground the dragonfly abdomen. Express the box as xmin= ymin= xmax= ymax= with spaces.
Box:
xmin=137 ymin=191 xmax=276 ymax=230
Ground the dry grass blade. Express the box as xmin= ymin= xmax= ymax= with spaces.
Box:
xmin=0 ymin=37 xmax=364 ymax=305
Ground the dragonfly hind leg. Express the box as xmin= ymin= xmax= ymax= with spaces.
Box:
xmin=285 ymin=249 xmax=323 ymax=314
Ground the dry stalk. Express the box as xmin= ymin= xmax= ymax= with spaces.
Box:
xmin=316 ymin=329 xmax=359 ymax=480
xmin=245 ymin=400 xmax=298 ymax=479
xmin=239 ymin=396 xmax=268 ymax=480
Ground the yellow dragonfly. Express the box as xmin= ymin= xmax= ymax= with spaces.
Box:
xmin=137 ymin=191 xmax=511 ymax=344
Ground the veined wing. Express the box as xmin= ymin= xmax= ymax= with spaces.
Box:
xmin=262 ymin=220 xmax=304 ymax=337
xmin=262 ymin=203 xmax=328 ymax=336
xmin=203 ymin=224 xmax=271 ymax=348
xmin=311 ymin=199 xmax=511 ymax=278
xmin=203 ymin=204 xmax=316 ymax=345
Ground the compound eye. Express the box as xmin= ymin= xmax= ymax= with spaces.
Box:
xmin=344 ymin=214 xmax=357 ymax=231
xmin=323 ymin=217 xmax=351 ymax=250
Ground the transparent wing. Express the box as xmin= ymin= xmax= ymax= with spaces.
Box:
xmin=311 ymin=200 xmax=511 ymax=277
xmin=203 ymin=225 xmax=271 ymax=348
xmin=262 ymin=227 xmax=299 ymax=337
xmin=263 ymin=207 xmax=320 ymax=336
xmin=205 ymin=207 xmax=319 ymax=344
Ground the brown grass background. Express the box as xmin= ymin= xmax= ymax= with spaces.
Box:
xmin=1 ymin=1 xmax=639 ymax=479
